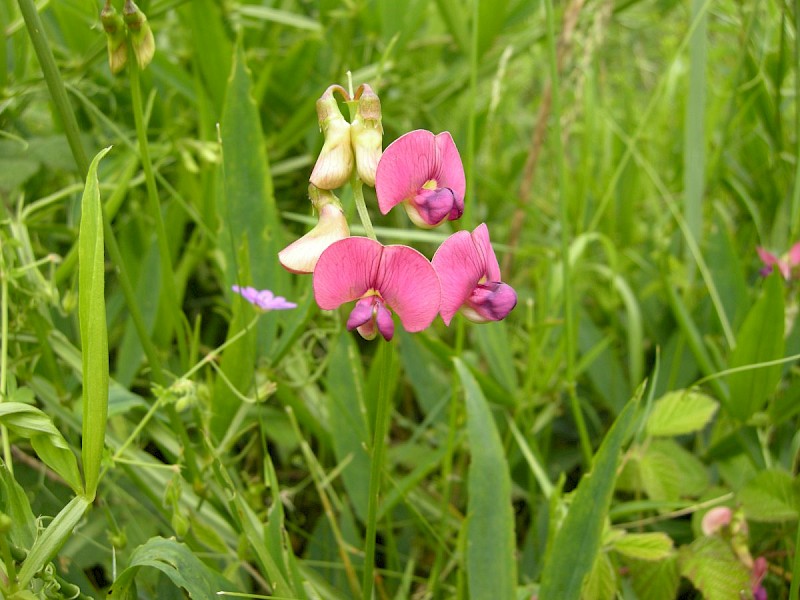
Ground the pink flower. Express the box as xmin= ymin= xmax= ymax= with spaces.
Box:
xmin=278 ymin=186 xmax=350 ymax=274
xmin=232 ymin=286 xmax=297 ymax=311
xmin=701 ymin=506 xmax=733 ymax=536
xmin=313 ymin=237 xmax=441 ymax=341
xmin=375 ymin=129 xmax=466 ymax=228
xmin=757 ymin=242 xmax=800 ymax=280
xmin=432 ymin=223 xmax=517 ymax=326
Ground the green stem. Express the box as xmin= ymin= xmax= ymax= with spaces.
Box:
xmin=544 ymin=0 xmax=592 ymax=466
xmin=790 ymin=513 xmax=800 ymax=600
xmin=463 ymin=0 xmax=480 ymax=229
xmin=352 ymin=177 xmax=377 ymax=241
xmin=129 ymin=61 xmax=188 ymax=367
xmin=0 ymin=257 xmax=12 ymax=474
xmin=362 ymin=342 xmax=394 ymax=599
xmin=791 ymin=0 xmax=800 ymax=238
xmin=16 ymin=0 xmax=89 ymax=176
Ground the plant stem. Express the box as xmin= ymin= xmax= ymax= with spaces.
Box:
xmin=362 ymin=342 xmax=394 ymax=599
xmin=0 ymin=256 xmax=12 ymax=474
xmin=352 ymin=176 xmax=377 ymax=241
xmin=544 ymin=0 xmax=592 ymax=466
xmin=129 ymin=61 xmax=188 ymax=367
xmin=16 ymin=0 xmax=89 ymax=176
xmin=792 ymin=0 xmax=800 ymax=238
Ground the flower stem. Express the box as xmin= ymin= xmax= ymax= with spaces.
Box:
xmin=352 ymin=176 xmax=377 ymax=241
xmin=544 ymin=0 xmax=592 ymax=467
xmin=361 ymin=341 xmax=394 ymax=599
xmin=0 ymin=255 xmax=12 ymax=474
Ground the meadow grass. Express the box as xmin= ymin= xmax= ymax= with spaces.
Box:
xmin=1 ymin=0 xmax=799 ymax=598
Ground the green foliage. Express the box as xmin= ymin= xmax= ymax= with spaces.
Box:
xmin=1 ymin=1 xmax=798 ymax=598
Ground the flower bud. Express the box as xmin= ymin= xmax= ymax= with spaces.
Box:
xmin=350 ymin=84 xmax=383 ymax=186
xmin=100 ymin=2 xmax=127 ymax=75
xmin=123 ymin=0 xmax=155 ymax=71
xmin=278 ymin=186 xmax=350 ymax=274
xmin=309 ymin=86 xmax=353 ymax=190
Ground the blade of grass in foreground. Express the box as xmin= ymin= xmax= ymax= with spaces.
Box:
xmin=79 ymin=147 xmax=111 ymax=500
xmin=455 ymin=358 xmax=516 ymax=600
xmin=538 ymin=389 xmax=640 ymax=599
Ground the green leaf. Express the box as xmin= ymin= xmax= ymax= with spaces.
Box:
xmin=218 ymin=41 xmax=286 ymax=350
xmin=79 ymin=146 xmax=111 ymax=500
xmin=739 ymin=469 xmax=800 ymax=522
xmin=17 ymin=496 xmax=91 ymax=589
xmin=679 ymin=536 xmax=751 ymax=600
xmin=625 ymin=555 xmax=680 ymax=600
xmin=455 ymin=359 xmax=516 ymax=600
xmin=645 ymin=389 xmax=718 ymax=437
xmin=538 ymin=393 xmax=639 ymax=600
xmin=0 ymin=462 xmax=36 ymax=549
xmin=582 ymin=552 xmax=616 ymax=600
xmin=611 ymin=532 xmax=674 ymax=561
xmin=0 ymin=403 xmax=81 ymax=494
xmin=726 ymin=273 xmax=785 ymax=421
xmin=474 ymin=321 xmax=518 ymax=393
xmin=325 ymin=331 xmax=370 ymax=521
xmin=108 ymin=536 xmax=233 ymax=600
xmin=640 ymin=439 xmax=708 ymax=501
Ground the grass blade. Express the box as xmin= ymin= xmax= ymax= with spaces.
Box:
xmin=455 ymin=358 xmax=516 ymax=599
xmin=79 ymin=147 xmax=111 ymax=500
xmin=538 ymin=390 xmax=640 ymax=599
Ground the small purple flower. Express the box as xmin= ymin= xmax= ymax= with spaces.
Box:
xmin=232 ymin=286 xmax=297 ymax=311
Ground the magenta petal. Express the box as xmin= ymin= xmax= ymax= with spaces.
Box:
xmin=433 ymin=132 xmax=466 ymax=204
xmin=314 ymin=237 xmax=382 ymax=310
xmin=462 ymin=282 xmax=517 ymax=323
xmin=409 ymin=187 xmax=461 ymax=226
xmin=431 ymin=230 xmax=485 ymax=326
xmin=757 ymin=247 xmax=778 ymax=267
xmin=347 ymin=297 xmax=375 ymax=330
xmin=789 ymin=241 xmax=800 ymax=267
xmin=376 ymin=245 xmax=440 ymax=332
xmin=471 ymin=223 xmax=501 ymax=282
xmin=376 ymin=130 xmax=437 ymax=215
xmin=375 ymin=302 xmax=395 ymax=341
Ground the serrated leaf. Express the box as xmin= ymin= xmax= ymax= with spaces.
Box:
xmin=726 ymin=273 xmax=785 ymax=421
xmin=456 ymin=359 xmax=517 ymax=600
xmin=612 ymin=532 xmax=674 ymax=561
xmin=582 ymin=552 xmax=616 ymax=600
xmin=679 ymin=536 xmax=751 ymax=600
xmin=626 ymin=555 xmax=680 ymax=600
xmin=646 ymin=389 xmax=718 ymax=437
xmin=108 ymin=536 xmax=233 ymax=599
xmin=739 ymin=469 xmax=799 ymax=522
xmin=640 ymin=439 xmax=708 ymax=501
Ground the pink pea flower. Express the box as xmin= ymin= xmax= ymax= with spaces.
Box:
xmin=432 ymin=223 xmax=517 ymax=325
xmin=375 ymin=129 xmax=466 ymax=228
xmin=313 ymin=237 xmax=441 ymax=341
xmin=700 ymin=506 xmax=733 ymax=536
xmin=757 ymin=242 xmax=800 ymax=280
xmin=751 ymin=556 xmax=768 ymax=600
xmin=232 ymin=286 xmax=297 ymax=311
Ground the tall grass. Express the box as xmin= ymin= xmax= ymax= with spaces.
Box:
xmin=1 ymin=1 xmax=798 ymax=598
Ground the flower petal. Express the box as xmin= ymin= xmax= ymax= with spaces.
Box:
xmin=313 ymin=237 xmax=382 ymax=310
xmin=375 ymin=130 xmax=437 ymax=214
xmin=756 ymin=246 xmax=779 ymax=267
xmin=471 ymin=223 xmax=501 ymax=281
xmin=346 ymin=297 xmax=375 ymax=330
xmin=376 ymin=245 xmax=440 ymax=332
xmin=278 ymin=203 xmax=350 ymax=274
xmin=431 ymin=230 xmax=486 ymax=325
xmin=461 ymin=282 xmax=517 ymax=323
xmin=789 ymin=241 xmax=800 ymax=267
xmin=433 ymin=131 xmax=466 ymax=205
xmin=232 ymin=286 xmax=296 ymax=310
xmin=404 ymin=187 xmax=461 ymax=228
xmin=375 ymin=301 xmax=395 ymax=341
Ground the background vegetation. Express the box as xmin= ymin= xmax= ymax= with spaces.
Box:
xmin=1 ymin=0 xmax=799 ymax=598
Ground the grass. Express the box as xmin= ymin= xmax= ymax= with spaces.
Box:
xmin=1 ymin=0 xmax=799 ymax=598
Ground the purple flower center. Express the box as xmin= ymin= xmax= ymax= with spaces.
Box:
xmin=346 ymin=295 xmax=395 ymax=341
xmin=411 ymin=187 xmax=462 ymax=225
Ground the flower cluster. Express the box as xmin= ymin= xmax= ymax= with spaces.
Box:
xmin=757 ymin=242 xmax=800 ymax=281
xmin=268 ymin=83 xmax=516 ymax=341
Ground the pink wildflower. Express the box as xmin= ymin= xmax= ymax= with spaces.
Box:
xmin=757 ymin=242 xmax=800 ymax=280
xmin=232 ymin=286 xmax=296 ymax=311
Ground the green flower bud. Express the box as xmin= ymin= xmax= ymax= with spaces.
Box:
xmin=310 ymin=85 xmax=354 ymax=190
xmin=100 ymin=2 xmax=127 ymax=75
xmin=350 ymin=83 xmax=383 ymax=186
xmin=123 ymin=0 xmax=155 ymax=71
